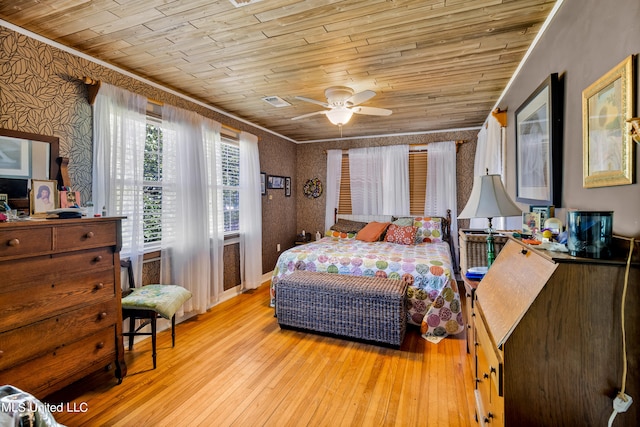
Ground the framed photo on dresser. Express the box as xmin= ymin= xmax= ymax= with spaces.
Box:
xmin=30 ymin=179 xmax=57 ymax=216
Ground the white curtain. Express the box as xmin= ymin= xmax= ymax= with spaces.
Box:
xmin=239 ymin=131 xmax=262 ymax=290
xmin=160 ymin=104 xmax=223 ymax=313
xmin=470 ymin=116 xmax=515 ymax=230
xmin=325 ymin=149 xmax=342 ymax=230
xmin=92 ymin=83 xmax=147 ymax=283
xmin=349 ymin=145 xmax=409 ymax=215
xmin=425 ymin=140 xmax=459 ymax=266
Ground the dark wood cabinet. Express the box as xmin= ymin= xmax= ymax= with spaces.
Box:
xmin=472 ymin=237 xmax=639 ymax=426
xmin=0 ymin=217 xmax=126 ymax=398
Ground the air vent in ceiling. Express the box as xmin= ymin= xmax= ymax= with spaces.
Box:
xmin=262 ymin=96 xmax=291 ymax=108
xmin=228 ymin=0 xmax=263 ymax=7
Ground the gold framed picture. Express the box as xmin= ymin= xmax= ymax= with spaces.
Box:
xmin=582 ymin=54 xmax=635 ymax=188
xmin=30 ymin=179 xmax=58 ymax=216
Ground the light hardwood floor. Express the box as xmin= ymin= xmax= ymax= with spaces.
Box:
xmin=46 ymin=284 xmax=476 ymax=426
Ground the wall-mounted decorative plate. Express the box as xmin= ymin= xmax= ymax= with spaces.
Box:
xmin=303 ymin=178 xmax=323 ymax=198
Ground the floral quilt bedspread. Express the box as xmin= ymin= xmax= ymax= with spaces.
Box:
xmin=270 ymin=238 xmax=464 ymax=339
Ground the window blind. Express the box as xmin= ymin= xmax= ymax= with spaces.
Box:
xmin=337 ymin=151 xmax=427 ymax=216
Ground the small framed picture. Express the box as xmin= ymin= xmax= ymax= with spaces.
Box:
xmin=285 ymin=177 xmax=291 ymax=197
xmin=30 ymin=179 xmax=58 ymax=216
xmin=0 ymin=193 xmax=7 ymax=211
xmin=529 ymin=205 xmax=555 ymax=225
xmin=522 ymin=211 xmax=541 ymax=235
xmin=260 ymin=172 xmax=266 ymax=196
xmin=267 ymin=175 xmax=285 ymax=189
xmin=60 ymin=190 xmax=81 ymax=208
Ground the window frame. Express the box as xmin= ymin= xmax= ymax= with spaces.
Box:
xmin=221 ymin=137 xmax=240 ymax=237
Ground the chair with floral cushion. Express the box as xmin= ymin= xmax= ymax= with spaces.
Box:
xmin=120 ymin=259 xmax=192 ymax=369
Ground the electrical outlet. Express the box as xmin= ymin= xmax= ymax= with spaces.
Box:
xmin=613 ymin=393 xmax=633 ymax=412
xmin=277 ymin=243 xmax=281 ymax=252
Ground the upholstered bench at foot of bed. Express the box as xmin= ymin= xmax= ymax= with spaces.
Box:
xmin=275 ymin=271 xmax=408 ymax=347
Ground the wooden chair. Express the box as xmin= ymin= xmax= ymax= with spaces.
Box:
xmin=121 ymin=259 xmax=192 ymax=369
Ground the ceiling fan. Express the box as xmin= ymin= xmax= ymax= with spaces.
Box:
xmin=291 ymin=86 xmax=392 ymax=126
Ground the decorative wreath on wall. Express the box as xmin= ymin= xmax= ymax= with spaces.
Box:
xmin=303 ymin=178 xmax=323 ymax=199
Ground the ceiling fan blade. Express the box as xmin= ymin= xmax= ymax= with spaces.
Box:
xmin=295 ymin=96 xmax=329 ymax=108
xmin=347 ymin=90 xmax=376 ymax=106
xmin=291 ymin=110 xmax=327 ymax=120
xmin=352 ymin=106 xmax=392 ymax=116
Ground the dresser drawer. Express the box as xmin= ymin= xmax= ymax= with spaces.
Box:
xmin=0 ymin=326 xmax=117 ymax=397
xmin=0 ymin=227 xmax=53 ymax=259
xmin=475 ymin=303 xmax=503 ymax=397
xmin=0 ymin=299 xmax=117 ymax=370
xmin=0 ymin=247 xmax=115 ymax=285
xmin=0 ymin=268 xmax=115 ymax=332
xmin=54 ymin=222 xmax=117 ymax=251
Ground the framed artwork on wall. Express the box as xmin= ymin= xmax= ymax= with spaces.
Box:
xmin=582 ymin=54 xmax=635 ymax=188
xmin=515 ymin=73 xmax=563 ymax=206
xmin=267 ymin=175 xmax=285 ymax=189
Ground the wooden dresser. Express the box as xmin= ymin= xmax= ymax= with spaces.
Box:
xmin=0 ymin=217 xmax=127 ymax=398
xmin=472 ymin=237 xmax=639 ymax=426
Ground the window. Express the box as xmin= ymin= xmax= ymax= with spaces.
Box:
xmin=221 ymin=139 xmax=240 ymax=234
xmin=141 ymin=115 xmax=241 ymax=250
xmin=143 ymin=118 xmax=163 ymax=249
xmin=338 ymin=150 xmax=428 ymax=215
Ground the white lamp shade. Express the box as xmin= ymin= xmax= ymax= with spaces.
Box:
xmin=458 ymin=174 xmax=522 ymax=219
xmin=326 ymin=107 xmax=353 ymax=125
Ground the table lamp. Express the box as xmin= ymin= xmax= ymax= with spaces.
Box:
xmin=458 ymin=171 xmax=522 ymax=267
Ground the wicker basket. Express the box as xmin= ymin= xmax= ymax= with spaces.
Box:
xmin=275 ymin=271 xmax=407 ymax=347
xmin=459 ymin=230 xmax=508 ymax=273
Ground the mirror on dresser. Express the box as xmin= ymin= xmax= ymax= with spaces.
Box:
xmin=0 ymin=128 xmax=60 ymax=213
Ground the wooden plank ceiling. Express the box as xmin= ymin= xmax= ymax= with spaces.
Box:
xmin=0 ymin=0 xmax=557 ymax=142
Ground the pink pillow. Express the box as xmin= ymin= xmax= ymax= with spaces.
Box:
xmin=384 ymin=224 xmax=417 ymax=245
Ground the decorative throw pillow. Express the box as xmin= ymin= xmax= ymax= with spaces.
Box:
xmin=391 ymin=216 xmax=415 ymax=227
xmin=413 ymin=217 xmax=443 ymax=243
xmin=330 ymin=219 xmax=368 ymax=233
xmin=356 ymin=221 xmax=391 ymax=242
xmin=325 ymin=229 xmax=357 ymax=240
xmin=384 ymin=224 xmax=417 ymax=245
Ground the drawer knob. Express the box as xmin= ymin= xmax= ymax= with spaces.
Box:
xmin=86 ymin=231 xmax=95 ymax=238
xmin=521 ymin=248 xmax=528 ymax=255
xmin=8 ymin=238 xmax=19 ymax=247
xmin=99 ymin=312 xmax=108 ymax=320
xmin=483 ymin=373 xmax=489 ymax=379
xmin=95 ymin=282 xmax=105 ymax=290
xmin=96 ymin=342 xmax=105 ymax=349
xmin=0 ymin=350 xmax=3 ymax=357
xmin=94 ymin=255 xmax=103 ymax=262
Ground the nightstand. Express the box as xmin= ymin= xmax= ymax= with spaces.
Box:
xmin=295 ymin=235 xmax=312 ymax=245
xmin=461 ymin=274 xmax=480 ymax=354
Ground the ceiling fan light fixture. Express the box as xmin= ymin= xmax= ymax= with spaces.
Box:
xmin=326 ymin=107 xmax=353 ymax=125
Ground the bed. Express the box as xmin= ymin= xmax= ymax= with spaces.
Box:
xmin=270 ymin=213 xmax=464 ymax=340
